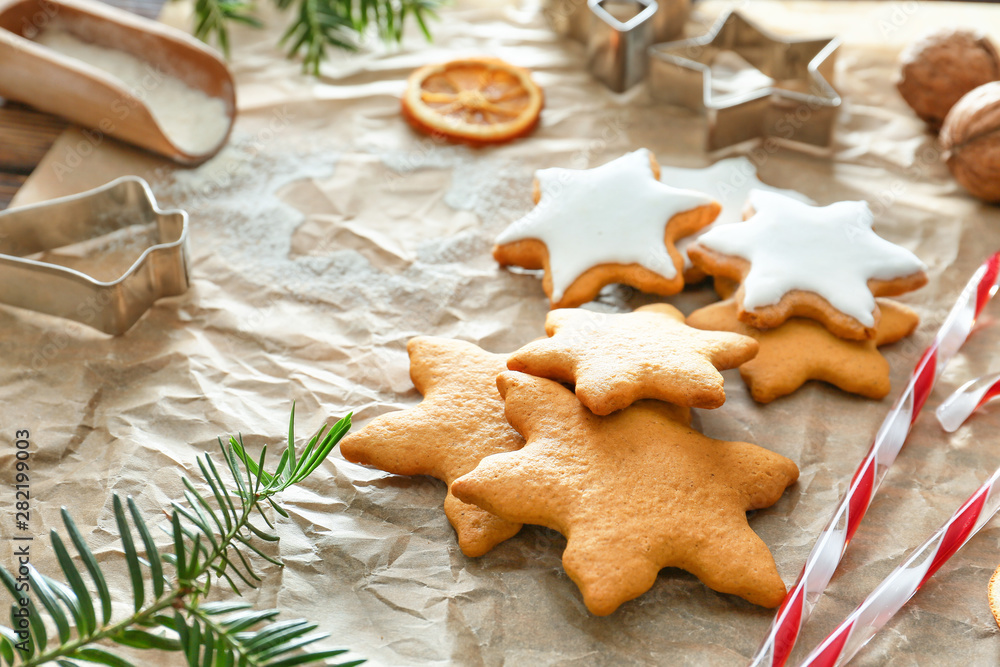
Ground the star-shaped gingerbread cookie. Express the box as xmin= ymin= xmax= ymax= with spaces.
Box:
xmin=506 ymin=304 xmax=759 ymax=415
xmin=687 ymin=189 xmax=926 ymax=340
xmin=687 ymin=298 xmax=920 ymax=403
xmin=660 ymin=157 xmax=813 ymax=282
xmin=451 ymin=371 xmax=799 ymax=615
xmin=339 ymin=337 xmax=525 ymax=557
xmin=493 ymin=149 xmax=721 ymax=309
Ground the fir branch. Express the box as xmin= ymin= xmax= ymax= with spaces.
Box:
xmin=277 ymin=0 xmax=357 ymax=78
xmin=0 ymin=407 xmax=359 ymax=667
xmin=186 ymin=0 xmax=444 ymax=75
xmin=192 ymin=0 xmax=263 ymax=58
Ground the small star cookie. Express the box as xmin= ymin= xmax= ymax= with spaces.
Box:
xmin=339 ymin=337 xmax=525 ymax=557
xmin=658 ymin=157 xmax=813 ymax=282
xmin=506 ymin=304 xmax=759 ymax=415
xmin=451 ymin=371 xmax=799 ymax=615
xmin=687 ymin=298 xmax=920 ymax=403
xmin=687 ymin=189 xmax=927 ymax=340
xmin=493 ymin=149 xmax=721 ymax=308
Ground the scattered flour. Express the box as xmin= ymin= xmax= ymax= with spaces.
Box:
xmin=378 ymin=146 xmax=530 ymax=230
xmin=35 ymin=29 xmax=230 ymax=155
xmin=148 ymin=125 xmax=639 ymax=333
xmin=147 ymin=130 xmax=543 ymax=334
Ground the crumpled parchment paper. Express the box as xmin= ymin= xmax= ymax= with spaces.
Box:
xmin=3 ymin=1 xmax=1000 ymax=665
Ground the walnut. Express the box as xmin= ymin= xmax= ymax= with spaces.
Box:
xmin=897 ymin=29 xmax=1000 ymax=131
xmin=940 ymin=82 xmax=1000 ymax=203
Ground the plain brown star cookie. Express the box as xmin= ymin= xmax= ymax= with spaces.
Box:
xmin=506 ymin=304 xmax=759 ymax=415
xmin=687 ymin=298 xmax=920 ymax=403
xmin=451 ymin=371 xmax=799 ymax=615
xmin=339 ymin=337 xmax=525 ymax=557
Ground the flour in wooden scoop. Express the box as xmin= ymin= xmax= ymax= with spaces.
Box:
xmin=35 ymin=29 xmax=230 ymax=155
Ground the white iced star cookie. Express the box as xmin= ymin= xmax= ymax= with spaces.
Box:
xmin=661 ymin=157 xmax=813 ymax=282
xmin=492 ymin=149 xmax=721 ymax=308
xmin=687 ymin=190 xmax=927 ymax=340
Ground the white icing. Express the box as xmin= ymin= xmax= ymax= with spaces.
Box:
xmin=696 ymin=189 xmax=926 ymax=327
xmin=663 ymin=157 xmax=813 ymax=270
xmin=495 ymin=149 xmax=713 ymax=302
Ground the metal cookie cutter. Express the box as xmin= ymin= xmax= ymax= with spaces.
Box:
xmin=587 ymin=0 xmax=658 ymax=92
xmin=0 ymin=176 xmax=190 ymax=335
xmin=543 ymin=0 xmax=690 ymax=92
xmin=648 ymin=10 xmax=841 ymax=152
xmin=543 ymin=0 xmax=690 ymax=45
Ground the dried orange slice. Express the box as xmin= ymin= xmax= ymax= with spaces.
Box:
xmin=989 ymin=564 xmax=1000 ymax=627
xmin=401 ymin=57 xmax=543 ymax=145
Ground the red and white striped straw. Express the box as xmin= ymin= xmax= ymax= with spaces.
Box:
xmin=800 ymin=473 xmax=1000 ymax=665
xmin=750 ymin=251 xmax=1000 ymax=667
xmin=799 ymin=382 xmax=1000 ymax=667
xmin=936 ymin=370 xmax=1000 ymax=433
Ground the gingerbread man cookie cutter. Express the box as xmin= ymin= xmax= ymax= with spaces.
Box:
xmin=648 ymin=10 xmax=841 ymax=152
xmin=0 ymin=176 xmax=190 ymax=335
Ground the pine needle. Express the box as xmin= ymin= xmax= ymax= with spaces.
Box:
xmin=0 ymin=406 xmax=360 ymax=667
xmin=186 ymin=0 xmax=445 ymax=73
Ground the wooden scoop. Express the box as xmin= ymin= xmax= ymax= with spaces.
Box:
xmin=0 ymin=0 xmax=235 ymax=165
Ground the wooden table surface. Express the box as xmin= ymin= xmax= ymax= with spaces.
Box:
xmin=0 ymin=0 xmax=167 ymax=209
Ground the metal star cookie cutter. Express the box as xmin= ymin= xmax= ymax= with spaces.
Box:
xmin=0 ymin=176 xmax=190 ymax=335
xmin=648 ymin=10 xmax=841 ymax=152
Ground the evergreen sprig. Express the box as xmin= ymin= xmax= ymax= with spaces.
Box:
xmin=0 ymin=406 xmax=358 ymax=667
xmin=192 ymin=0 xmax=263 ymax=58
xmin=191 ymin=0 xmax=444 ymax=74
